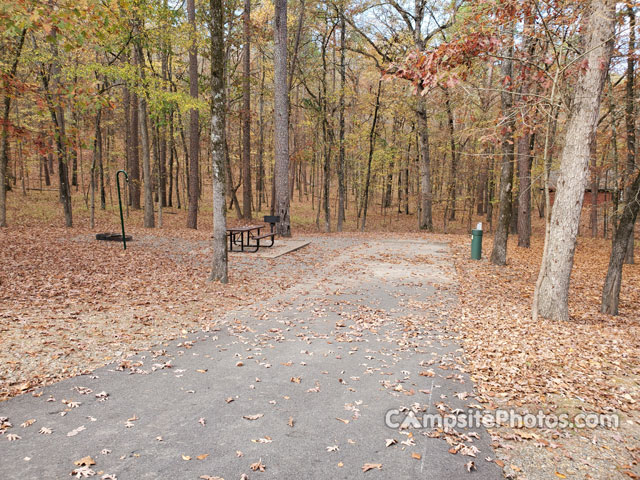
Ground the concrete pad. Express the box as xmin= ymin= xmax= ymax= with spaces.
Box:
xmin=229 ymin=239 xmax=310 ymax=258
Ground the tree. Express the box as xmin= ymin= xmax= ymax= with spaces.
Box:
xmin=490 ymin=38 xmax=515 ymax=266
xmin=516 ymin=9 xmax=535 ymax=248
xmin=336 ymin=7 xmax=346 ymax=231
xmin=209 ymin=0 xmax=227 ymax=283
xmin=0 ymin=27 xmax=26 ymax=227
xmin=533 ymin=0 xmax=616 ymax=321
xmin=623 ymin=4 xmax=636 ymax=264
xmin=136 ymin=42 xmax=155 ymax=228
xmin=274 ymin=0 xmax=291 ymax=236
xmin=187 ymin=0 xmax=199 ymax=229
xmin=242 ymin=0 xmax=252 ymax=219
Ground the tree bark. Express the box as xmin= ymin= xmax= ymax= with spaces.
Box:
xmin=130 ymin=46 xmax=141 ymax=209
xmin=187 ymin=0 xmax=199 ymax=228
xmin=241 ymin=0 xmax=252 ymax=219
xmin=336 ymin=10 xmax=346 ymax=231
xmin=0 ymin=27 xmax=26 ymax=227
xmin=445 ymin=90 xmax=457 ymax=221
xmin=209 ymin=0 xmax=228 ymax=282
xmin=533 ymin=0 xmax=615 ymax=321
xmin=360 ymin=78 xmax=382 ymax=232
xmin=601 ymin=169 xmax=640 ymax=314
xmin=517 ymin=12 xmax=534 ymax=247
xmin=274 ymin=0 xmax=291 ymax=236
xmin=624 ymin=5 xmax=636 ymax=264
xmin=416 ymin=97 xmax=433 ymax=230
xmin=136 ymin=44 xmax=155 ymax=228
xmin=490 ymin=41 xmax=515 ymax=266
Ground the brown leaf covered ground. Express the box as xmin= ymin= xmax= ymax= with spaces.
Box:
xmin=0 ymin=225 xmax=344 ymax=400
xmin=449 ymin=235 xmax=640 ymax=480
xmin=2 ymin=190 xmax=639 ymax=478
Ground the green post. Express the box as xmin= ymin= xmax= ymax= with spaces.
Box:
xmin=471 ymin=228 xmax=483 ymax=260
xmin=116 ymin=170 xmax=129 ymax=250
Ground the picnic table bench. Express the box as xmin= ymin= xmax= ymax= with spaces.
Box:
xmin=227 ymin=216 xmax=279 ymax=252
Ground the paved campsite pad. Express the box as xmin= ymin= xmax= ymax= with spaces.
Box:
xmin=228 ymin=239 xmax=310 ymax=258
xmin=0 ymin=238 xmax=502 ymax=479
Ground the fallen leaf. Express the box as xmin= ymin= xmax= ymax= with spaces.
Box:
xmin=20 ymin=419 xmax=36 ymax=428
xmin=411 ymin=452 xmax=422 ymax=460
xmin=362 ymin=463 xmax=382 ymax=472
xmin=74 ymin=456 xmax=96 ymax=467
xmin=197 ymin=454 xmax=209 ymax=460
xmin=243 ymin=414 xmax=264 ymax=421
xmin=250 ymin=459 xmax=266 ymax=472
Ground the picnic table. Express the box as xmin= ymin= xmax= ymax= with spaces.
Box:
xmin=226 ymin=216 xmax=278 ymax=252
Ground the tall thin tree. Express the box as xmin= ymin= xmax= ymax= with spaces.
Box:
xmin=274 ymin=0 xmax=291 ymax=236
xmin=210 ymin=0 xmax=228 ymax=282
xmin=490 ymin=38 xmax=515 ymax=265
xmin=242 ymin=0 xmax=252 ymax=219
xmin=533 ymin=0 xmax=615 ymax=321
xmin=187 ymin=0 xmax=199 ymax=228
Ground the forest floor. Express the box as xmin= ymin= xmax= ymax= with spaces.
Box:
xmin=1 ymin=191 xmax=639 ymax=479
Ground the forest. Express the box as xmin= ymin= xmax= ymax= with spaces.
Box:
xmin=1 ymin=0 xmax=638 ymax=305
xmin=1 ymin=1 xmax=640 ymax=478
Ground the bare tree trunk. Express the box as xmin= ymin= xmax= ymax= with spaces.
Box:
xmin=624 ymin=5 xmax=636 ymax=264
xmin=336 ymin=10 xmax=346 ymax=231
xmin=136 ymin=44 xmax=155 ymax=228
xmin=130 ymin=47 xmax=141 ymax=209
xmin=274 ymin=0 xmax=291 ymax=236
xmin=416 ymin=98 xmax=433 ymax=230
xmin=491 ymin=41 xmax=515 ymax=265
xmin=187 ymin=0 xmax=199 ymax=228
xmin=241 ymin=0 xmax=252 ymax=219
xmin=209 ymin=0 xmax=227 ymax=282
xmin=516 ymin=26 xmax=534 ymax=246
xmin=0 ymin=28 xmax=26 ymax=227
xmin=534 ymin=0 xmax=615 ymax=321
xmin=90 ymin=108 xmax=102 ymax=229
xmin=590 ymin=136 xmax=599 ymax=237
xmin=445 ymin=90 xmax=457 ymax=221
xmin=257 ymin=51 xmax=265 ymax=212
xmin=360 ymin=78 xmax=382 ymax=232
xmin=601 ymin=169 xmax=640 ymax=314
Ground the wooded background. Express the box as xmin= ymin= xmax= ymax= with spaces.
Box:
xmin=0 ymin=0 xmax=637 ymax=314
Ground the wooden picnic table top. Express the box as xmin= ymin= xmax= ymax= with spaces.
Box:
xmin=226 ymin=225 xmax=263 ymax=233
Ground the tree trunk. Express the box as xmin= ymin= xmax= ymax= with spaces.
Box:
xmin=360 ymin=78 xmax=382 ymax=232
xmin=533 ymin=0 xmax=615 ymax=321
xmin=0 ymin=28 xmax=26 ymax=227
xmin=187 ymin=0 xmax=199 ymax=229
xmin=490 ymin=42 xmax=515 ymax=265
xmin=257 ymin=52 xmax=265 ymax=212
xmin=624 ymin=5 xmax=636 ymax=264
xmin=601 ymin=169 xmax=640 ymax=314
xmin=416 ymin=98 xmax=433 ymax=230
xmin=516 ymin=12 xmax=534 ymax=247
xmin=274 ymin=0 xmax=291 ymax=236
xmin=130 ymin=48 xmax=141 ymax=209
xmin=136 ymin=44 xmax=155 ymax=228
xmin=445 ymin=90 xmax=457 ymax=221
xmin=337 ymin=10 xmax=346 ymax=231
xmin=209 ymin=0 xmax=228 ymax=282
xmin=241 ymin=0 xmax=252 ymax=219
